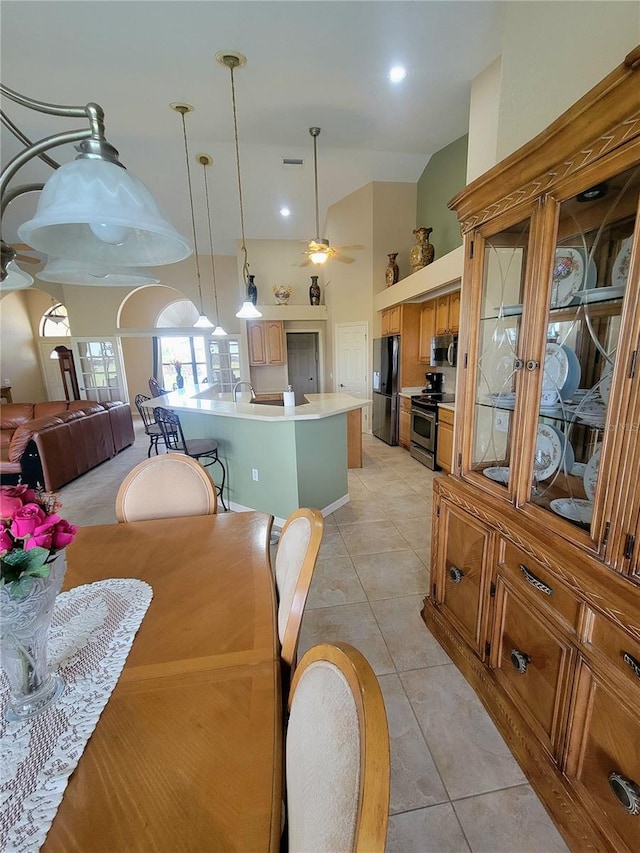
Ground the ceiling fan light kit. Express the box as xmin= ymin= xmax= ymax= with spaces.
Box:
xmin=1 ymin=84 xmax=191 ymax=284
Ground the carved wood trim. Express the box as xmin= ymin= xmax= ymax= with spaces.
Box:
xmin=459 ymin=114 xmax=640 ymax=233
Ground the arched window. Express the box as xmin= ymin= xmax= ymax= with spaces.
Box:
xmin=40 ymin=303 xmax=70 ymax=337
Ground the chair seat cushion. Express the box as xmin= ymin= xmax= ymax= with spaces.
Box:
xmin=147 ymin=424 xmax=163 ymax=436
xmin=184 ymin=438 xmax=218 ymax=457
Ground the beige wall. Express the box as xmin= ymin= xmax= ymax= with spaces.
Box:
xmin=497 ymin=1 xmax=640 ymax=161
xmin=235 ymin=239 xmax=328 ymax=308
xmin=467 ymin=57 xmax=502 ymax=183
xmin=0 ymin=290 xmax=48 ymax=402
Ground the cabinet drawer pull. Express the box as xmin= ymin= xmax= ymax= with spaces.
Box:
xmin=608 ymin=772 xmax=640 ymax=815
xmin=448 ymin=566 xmax=465 ymax=584
xmin=510 ymin=649 xmax=530 ymax=674
xmin=623 ymin=652 xmax=640 ymax=681
xmin=519 ymin=564 xmax=554 ymax=596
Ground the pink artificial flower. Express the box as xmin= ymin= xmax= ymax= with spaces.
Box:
xmin=51 ymin=518 xmax=78 ymax=549
xmin=0 ymin=485 xmax=38 ymax=518
xmin=10 ymin=502 xmax=48 ymax=539
xmin=0 ymin=527 xmax=14 ymax=554
xmin=23 ymin=515 xmax=78 ymax=552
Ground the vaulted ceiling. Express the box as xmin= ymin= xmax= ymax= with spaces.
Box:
xmin=1 ymin=1 xmax=503 ymax=262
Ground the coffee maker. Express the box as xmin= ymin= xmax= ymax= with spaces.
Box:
xmin=424 ymin=372 xmax=444 ymax=395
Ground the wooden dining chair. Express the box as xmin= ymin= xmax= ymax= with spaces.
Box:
xmin=153 ymin=406 xmax=228 ymax=511
xmin=274 ymin=507 xmax=324 ymax=686
xmin=115 ymin=454 xmax=217 ymax=522
xmin=285 ymin=642 xmax=390 ymax=853
xmin=134 ymin=393 xmax=165 ymax=457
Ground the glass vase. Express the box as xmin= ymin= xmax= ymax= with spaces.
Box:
xmin=0 ymin=550 xmax=66 ymax=721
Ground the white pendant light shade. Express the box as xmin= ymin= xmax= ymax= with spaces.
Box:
xmin=18 ymin=159 xmax=192 ymax=266
xmin=38 ymin=257 xmax=160 ymax=285
xmin=193 ymin=313 xmax=214 ymax=328
xmin=235 ymin=300 xmax=262 ymax=319
xmin=1 ymin=261 xmax=34 ymax=292
xmin=211 ymin=325 xmax=228 ymax=336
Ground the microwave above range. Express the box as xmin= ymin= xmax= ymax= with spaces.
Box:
xmin=431 ymin=333 xmax=458 ymax=367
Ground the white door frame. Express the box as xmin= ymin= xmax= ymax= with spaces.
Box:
xmin=334 ymin=321 xmax=370 ymax=431
xmin=285 ymin=325 xmax=325 ymax=391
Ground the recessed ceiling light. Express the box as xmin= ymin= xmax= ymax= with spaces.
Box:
xmin=280 ymin=207 xmax=290 ymax=217
xmin=388 ymin=66 xmax=407 ymax=83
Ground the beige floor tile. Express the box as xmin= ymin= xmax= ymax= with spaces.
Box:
xmin=392 ymin=515 xmax=432 ymax=550
xmin=306 ymin=556 xmax=367 ymax=609
xmin=401 ymin=664 xmax=527 ymax=800
xmin=379 ymin=674 xmax=449 ymax=814
xmin=299 ymin=602 xmax=395 ymax=675
xmin=318 ymin=531 xmax=349 ymax=558
xmin=352 ymin=550 xmax=428 ymax=599
xmin=414 ymin=547 xmax=431 ymax=567
xmin=339 ymin=520 xmax=412 ymax=555
xmin=383 ymin=493 xmax=433 ymax=521
xmin=332 ymin=499 xmax=389 ymax=525
xmin=386 ymin=803 xmax=471 ymax=853
xmin=371 ymin=596 xmax=451 ymax=671
xmin=361 ymin=477 xmax=419 ymax=498
xmin=453 ymin=785 xmax=570 ymax=853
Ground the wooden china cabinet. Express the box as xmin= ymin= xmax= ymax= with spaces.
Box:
xmin=422 ymin=47 xmax=640 ymax=852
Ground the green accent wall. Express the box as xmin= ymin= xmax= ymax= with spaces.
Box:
xmin=416 ymin=134 xmax=468 ymax=257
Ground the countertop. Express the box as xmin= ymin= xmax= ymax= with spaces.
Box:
xmin=144 ymin=387 xmax=370 ymax=422
xmin=438 ymin=402 xmax=456 ymax=413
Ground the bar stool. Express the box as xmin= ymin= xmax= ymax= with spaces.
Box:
xmin=153 ymin=406 xmax=228 ymax=511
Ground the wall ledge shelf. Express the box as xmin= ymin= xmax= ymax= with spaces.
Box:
xmin=374 ymin=245 xmax=464 ymax=311
xmin=247 ymin=305 xmax=328 ymax=321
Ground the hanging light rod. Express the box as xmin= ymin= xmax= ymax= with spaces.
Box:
xmin=0 ymin=85 xmax=191 ymax=282
xmin=197 ymin=152 xmax=227 ymax=337
xmin=307 ymin=127 xmax=333 ymax=265
xmin=171 ymin=102 xmax=214 ymax=329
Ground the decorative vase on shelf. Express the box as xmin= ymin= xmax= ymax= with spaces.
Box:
xmin=247 ymin=274 xmax=258 ymax=306
xmin=273 ymin=285 xmax=292 ymax=305
xmin=309 ymin=276 xmax=321 ymax=306
xmin=386 ymin=253 xmax=399 ymax=287
xmin=0 ymin=550 xmax=67 ymax=721
xmin=410 ymin=227 xmax=435 ymax=273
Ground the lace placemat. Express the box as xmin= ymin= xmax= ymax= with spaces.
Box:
xmin=0 ymin=579 xmax=153 ymax=853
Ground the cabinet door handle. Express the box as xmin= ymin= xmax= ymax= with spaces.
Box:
xmin=519 ymin=564 xmax=554 ymax=596
xmin=608 ymin=772 xmax=640 ymax=815
xmin=510 ymin=649 xmax=531 ymax=674
xmin=623 ymin=652 xmax=640 ymax=681
xmin=514 ymin=358 xmax=524 ymax=370
xmin=448 ymin=566 xmax=465 ymax=583
xmin=525 ymin=359 xmax=540 ymax=371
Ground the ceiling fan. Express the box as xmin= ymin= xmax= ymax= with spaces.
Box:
xmin=299 ymin=127 xmax=363 ymax=267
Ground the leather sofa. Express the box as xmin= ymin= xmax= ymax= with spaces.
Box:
xmin=0 ymin=401 xmax=135 ymax=492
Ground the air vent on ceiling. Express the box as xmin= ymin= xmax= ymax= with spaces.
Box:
xmin=282 ymin=157 xmax=304 ymax=167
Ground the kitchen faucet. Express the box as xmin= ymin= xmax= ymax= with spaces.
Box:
xmin=232 ymin=381 xmax=256 ymax=402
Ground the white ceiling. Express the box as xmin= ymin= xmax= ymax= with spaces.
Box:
xmin=1 ymin=1 xmax=503 ymax=260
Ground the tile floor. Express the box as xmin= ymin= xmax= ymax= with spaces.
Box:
xmin=58 ymin=421 xmax=570 ymax=852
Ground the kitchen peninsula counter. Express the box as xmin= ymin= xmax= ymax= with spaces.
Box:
xmin=145 ymin=389 xmax=369 ymax=523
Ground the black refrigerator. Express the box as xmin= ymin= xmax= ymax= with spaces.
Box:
xmin=372 ymin=335 xmax=400 ymax=445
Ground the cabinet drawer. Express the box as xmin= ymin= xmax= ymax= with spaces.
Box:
xmin=399 ymin=396 xmax=413 ymax=413
xmin=498 ymin=539 xmax=581 ymax=633
xmin=438 ymin=407 xmax=454 ymax=426
xmin=566 ymin=661 xmax=640 ymax=852
xmin=586 ymin=612 xmax=640 ymax=692
xmin=491 ymin=579 xmax=574 ymax=757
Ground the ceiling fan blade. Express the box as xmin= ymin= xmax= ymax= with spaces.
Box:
xmin=336 ymin=255 xmax=355 ymax=264
xmin=299 ymin=258 xmax=312 ymax=267
xmin=15 ymin=253 xmax=40 ymax=265
xmin=12 ymin=243 xmax=36 ymax=252
xmin=337 ymin=244 xmax=365 ymax=252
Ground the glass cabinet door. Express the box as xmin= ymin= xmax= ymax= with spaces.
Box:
xmin=527 ymin=164 xmax=639 ymax=535
xmin=470 ymin=216 xmax=531 ymax=490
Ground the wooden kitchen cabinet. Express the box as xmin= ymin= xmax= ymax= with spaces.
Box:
xmin=434 ymin=291 xmax=460 ymax=335
xmin=423 ymin=49 xmax=640 ymax=853
xmin=247 ymin=320 xmax=285 ymax=366
xmin=399 ymin=396 xmax=412 ymax=449
xmin=418 ymin=300 xmax=436 ymax=363
xmin=381 ymin=305 xmax=401 ymax=336
xmin=435 ymin=406 xmax=454 ymax=472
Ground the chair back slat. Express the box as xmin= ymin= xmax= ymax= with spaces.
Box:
xmin=153 ymin=406 xmax=184 ymax=452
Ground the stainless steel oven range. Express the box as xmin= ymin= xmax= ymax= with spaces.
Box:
xmin=410 ymin=393 xmax=454 ymax=469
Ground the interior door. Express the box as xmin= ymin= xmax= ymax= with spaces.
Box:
xmin=71 ymin=337 xmax=128 ymax=402
xmin=38 ymin=340 xmax=68 ymax=400
xmin=335 ymin=322 xmax=368 ymax=429
xmin=286 ymin=332 xmax=318 ymax=404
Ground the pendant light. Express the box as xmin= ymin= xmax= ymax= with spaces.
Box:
xmin=197 ymin=153 xmax=227 ymax=336
xmin=216 ymin=51 xmax=262 ymax=320
xmin=38 ymin=258 xmax=159 ymax=285
xmin=171 ymin=103 xmax=214 ymax=329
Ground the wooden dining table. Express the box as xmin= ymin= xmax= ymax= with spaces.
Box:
xmin=44 ymin=510 xmax=282 ymax=852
